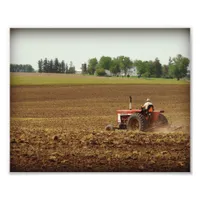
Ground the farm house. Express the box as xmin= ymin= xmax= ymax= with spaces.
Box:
xmin=105 ymin=66 xmax=138 ymax=77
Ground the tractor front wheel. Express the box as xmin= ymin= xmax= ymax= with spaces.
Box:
xmin=105 ymin=124 xmax=115 ymax=131
xmin=127 ymin=113 xmax=147 ymax=131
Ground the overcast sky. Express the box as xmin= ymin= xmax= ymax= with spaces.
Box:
xmin=10 ymin=29 xmax=190 ymax=71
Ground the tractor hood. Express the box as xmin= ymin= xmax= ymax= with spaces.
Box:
xmin=117 ymin=109 xmax=164 ymax=114
xmin=117 ymin=109 xmax=141 ymax=114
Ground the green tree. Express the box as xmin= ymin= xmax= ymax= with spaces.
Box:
xmin=49 ymin=59 xmax=53 ymax=73
xmin=54 ymin=58 xmax=59 ymax=73
xmin=43 ymin=58 xmax=48 ymax=73
xmin=110 ymin=57 xmax=121 ymax=75
xmin=25 ymin=64 xmax=34 ymax=72
xmin=168 ymin=54 xmax=190 ymax=80
xmin=97 ymin=56 xmax=112 ymax=70
xmin=18 ymin=64 xmax=22 ymax=72
xmin=68 ymin=61 xmax=76 ymax=74
xmin=10 ymin=64 xmax=15 ymax=72
xmin=60 ymin=60 xmax=65 ymax=73
xmin=153 ymin=58 xmax=162 ymax=78
xmin=118 ymin=56 xmax=133 ymax=76
xmin=162 ymin=64 xmax=169 ymax=78
xmin=147 ymin=60 xmax=155 ymax=77
xmin=96 ymin=67 xmax=106 ymax=76
xmin=38 ymin=59 xmax=43 ymax=73
xmin=133 ymin=60 xmax=146 ymax=76
xmin=68 ymin=66 xmax=76 ymax=74
xmin=88 ymin=58 xmax=98 ymax=75
xmin=46 ymin=60 xmax=50 ymax=73
xmin=142 ymin=61 xmax=152 ymax=77
xmin=11 ymin=64 xmax=35 ymax=73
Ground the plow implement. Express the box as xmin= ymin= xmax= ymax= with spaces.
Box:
xmin=145 ymin=125 xmax=183 ymax=132
xmin=105 ymin=124 xmax=183 ymax=132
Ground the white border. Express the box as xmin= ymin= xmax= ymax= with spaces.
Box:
xmin=1 ymin=0 xmax=199 ymax=200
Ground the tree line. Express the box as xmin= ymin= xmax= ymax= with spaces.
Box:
xmin=38 ymin=58 xmax=76 ymax=74
xmin=134 ymin=54 xmax=190 ymax=80
xmin=84 ymin=54 xmax=190 ymax=80
xmin=10 ymin=64 xmax=35 ymax=72
xmin=84 ymin=56 xmax=132 ymax=76
xmin=10 ymin=54 xmax=190 ymax=81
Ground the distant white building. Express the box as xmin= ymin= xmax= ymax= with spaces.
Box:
xmin=105 ymin=69 xmax=113 ymax=76
xmin=75 ymin=70 xmax=82 ymax=74
xmin=120 ymin=66 xmax=138 ymax=76
xmin=103 ymin=66 xmax=138 ymax=77
xmin=127 ymin=66 xmax=137 ymax=76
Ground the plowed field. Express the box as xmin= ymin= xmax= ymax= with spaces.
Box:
xmin=10 ymin=84 xmax=190 ymax=172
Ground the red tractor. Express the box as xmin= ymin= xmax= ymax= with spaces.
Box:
xmin=106 ymin=96 xmax=168 ymax=131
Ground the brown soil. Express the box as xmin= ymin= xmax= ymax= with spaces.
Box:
xmin=10 ymin=84 xmax=190 ymax=172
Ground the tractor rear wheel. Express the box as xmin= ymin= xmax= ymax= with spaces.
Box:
xmin=158 ymin=114 xmax=168 ymax=126
xmin=127 ymin=113 xmax=147 ymax=131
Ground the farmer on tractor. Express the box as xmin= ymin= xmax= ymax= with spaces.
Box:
xmin=141 ymin=98 xmax=154 ymax=114
xmin=105 ymin=96 xmax=169 ymax=132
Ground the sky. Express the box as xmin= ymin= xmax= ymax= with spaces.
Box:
xmin=10 ymin=28 xmax=190 ymax=71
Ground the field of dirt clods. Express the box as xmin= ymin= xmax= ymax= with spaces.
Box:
xmin=10 ymin=84 xmax=190 ymax=172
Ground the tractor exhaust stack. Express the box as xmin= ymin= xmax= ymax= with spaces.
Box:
xmin=129 ymin=96 xmax=132 ymax=110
